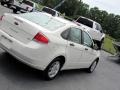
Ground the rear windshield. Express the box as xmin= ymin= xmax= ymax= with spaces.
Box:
xmin=22 ymin=0 xmax=33 ymax=7
xmin=76 ymin=17 xmax=93 ymax=28
xmin=42 ymin=7 xmax=56 ymax=16
xmin=19 ymin=12 xmax=65 ymax=31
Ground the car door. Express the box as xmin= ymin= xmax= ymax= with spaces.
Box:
xmin=65 ymin=27 xmax=85 ymax=69
xmin=81 ymin=31 xmax=97 ymax=65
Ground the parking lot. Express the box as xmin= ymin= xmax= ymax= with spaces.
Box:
xmin=0 ymin=5 xmax=120 ymax=90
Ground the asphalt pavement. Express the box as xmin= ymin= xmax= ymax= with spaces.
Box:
xmin=0 ymin=5 xmax=120 ymax=90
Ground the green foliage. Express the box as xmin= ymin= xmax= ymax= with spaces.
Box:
xmin=102 ymin=35 xmax=116 ymax=54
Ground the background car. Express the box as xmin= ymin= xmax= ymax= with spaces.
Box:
xmin=0 ymin=0 xmax=14 ymax=8
xmin=0 ymin=12 xmax=100 ymax=80
xmin=74 ymin=16 xmax=105 ymax=49
xmin=42 ymin=6 xmax=61 ymax=17
xmin=11 ymin=0 xmax=37 ymax=13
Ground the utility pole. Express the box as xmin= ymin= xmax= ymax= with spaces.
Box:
xmin=53 ymin=0 xmax=66 ymax=10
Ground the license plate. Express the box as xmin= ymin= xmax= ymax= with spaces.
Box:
xmin=0 ymin=35 xmax=12 ymax=49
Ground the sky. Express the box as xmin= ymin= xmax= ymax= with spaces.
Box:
xmin=83 ymin=0 xmax=120 ymax=15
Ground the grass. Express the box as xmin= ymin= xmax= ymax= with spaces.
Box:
xmin=102 ymin=35 xmax=116 ymax=54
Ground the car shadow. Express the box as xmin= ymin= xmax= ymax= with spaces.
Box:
xmin=0 ymin=51 xmax=89 ymax=81
xmin=107 ymin=55 xmax=120 ymax=64
xmin=0 ymin=51 xmax=97 ymax=90
xmin=0 ymin=52 xmax=44 ymax=81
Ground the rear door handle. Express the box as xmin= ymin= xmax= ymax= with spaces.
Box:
xmin=70 ymin=43 xmax=75 ymax=46
xmin=14 ymin=22 xmax=19 ymax=25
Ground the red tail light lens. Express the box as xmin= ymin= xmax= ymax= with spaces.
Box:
xmin=0 ymin=15 xmax=4 ymax=21
xmin=34 ymin=32 xmax=49 ymax=44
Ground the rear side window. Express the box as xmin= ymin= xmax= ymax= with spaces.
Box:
xmin=76 ymin=17 xmax=93 ymax=28
xmin=22 ymin=0 xmax=33 ymax=7
xmin=68 ymin=28 xmax=82 ymax=44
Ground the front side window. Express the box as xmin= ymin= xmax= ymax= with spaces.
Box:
xmin=83 ymin=31 xmax=93 ymax=47
xmin=68 ymin=28 xmax=82 ymax=44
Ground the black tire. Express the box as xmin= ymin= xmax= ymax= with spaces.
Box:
xmin=97 ymin=39 xmax=104 ymax=50
xmin=43 ymin=58 xmax=62 ymax=80
xmin=1 ymin=2 xmax=4 ymax=6
xmin=13 ymin=9 xmax=17 ymax=13
xmin=87 ymin=59 xmax=99 ymax=73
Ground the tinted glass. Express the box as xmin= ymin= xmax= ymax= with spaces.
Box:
xmin=61 ymin=29 xmax=70 ymax=40
xmin=42 ymin=7 xmax=56 ymax=16
xmin=22 ymin=0 xmax=33 ymax=7
xmin=68 ymin=28 xmax=82 ymax=44
xmin=77 ymin=17 xmax=93 ymax=28
xmin=83 ymin=31 xmax=93 ymax=47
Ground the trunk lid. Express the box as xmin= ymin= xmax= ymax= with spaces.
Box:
xmin=0 ymin=13 xmax=42 ymax=44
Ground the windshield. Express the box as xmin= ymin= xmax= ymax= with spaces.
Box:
xmin=42 ymin=7 xmax=56 ymax=16
xmin=77 ymin=17 xmax=93 ymax=28
xmin=20 ymin=12 xmax=65 ymax=31
xmin=22 ymin=0 xmax=34 ymax=7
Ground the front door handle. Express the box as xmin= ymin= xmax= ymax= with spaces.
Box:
xmin=70 ymin=43 xmax=75 ymax=46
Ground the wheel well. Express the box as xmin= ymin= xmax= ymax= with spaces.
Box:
xmin=56 ymin=56 xmax=65 ymax=67
xmin=96 ymin=58 xmax=99 ymax=63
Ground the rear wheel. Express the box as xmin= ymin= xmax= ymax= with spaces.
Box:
xmin=43 ymin=58 xmax=62 ymax=80
xmin=87 ymin=59 xmax=99 ymax=73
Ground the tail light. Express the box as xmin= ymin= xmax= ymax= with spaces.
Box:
xmin=0 ymin=15 xmax=4 ymax=21
xmin=33 ymin=32 xmax=49 ymax=44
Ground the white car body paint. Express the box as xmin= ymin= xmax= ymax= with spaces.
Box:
xmin=0 ymin=12 xmax=100 ymax=71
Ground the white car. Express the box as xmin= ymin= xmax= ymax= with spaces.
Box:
xmin=12 ymin=0 xmax=37 ymax=13
xmin=0 ymin=12 xmax=100 ymax=80
xmin=75 ymin=16 xmax=105 ymax=49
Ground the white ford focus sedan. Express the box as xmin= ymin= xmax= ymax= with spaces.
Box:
xmin=0 ymin=12 xmax=100 ymax=80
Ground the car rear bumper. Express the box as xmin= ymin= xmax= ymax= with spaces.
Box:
xmin=0 ymin=29 xmax=49 ymax=71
